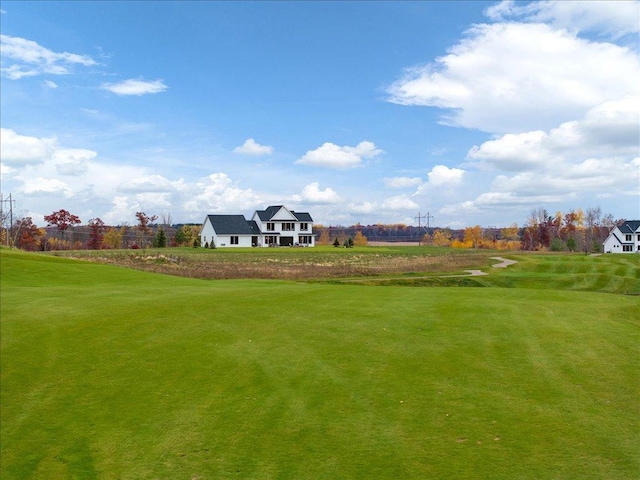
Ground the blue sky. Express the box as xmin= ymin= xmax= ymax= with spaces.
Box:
xmin=1 ymin=1 xmax=639 ymax=228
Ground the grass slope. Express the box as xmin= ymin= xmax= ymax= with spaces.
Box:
xmin=1 ymin=249 xmax=639 ymax=479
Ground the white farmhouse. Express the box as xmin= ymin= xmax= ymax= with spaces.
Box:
xmin=602 ymin=220 xmax=640 ymax=253
xmin=200 ymin=205 xmax=314 ymax=248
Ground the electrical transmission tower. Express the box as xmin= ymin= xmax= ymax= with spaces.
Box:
xmin=415 ymin=210 xmax=434 ymax=245
xmin=0 ymin=193 xmax=15 ymax=246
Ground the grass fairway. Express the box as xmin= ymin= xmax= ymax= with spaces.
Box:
xmin=1 ymin=249 xmax=639 ymax=479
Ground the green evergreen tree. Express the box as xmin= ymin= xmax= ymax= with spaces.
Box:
xmin=333 ymin=237 xmax=340 ymax=247
xmin=153 ymin=228 xmax=167 ymax=248
xmin=174 ymin=226 xmax=187 ymax=246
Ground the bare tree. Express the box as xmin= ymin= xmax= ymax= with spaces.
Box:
xmin=159 ymin=211 xmax=173 ymax=228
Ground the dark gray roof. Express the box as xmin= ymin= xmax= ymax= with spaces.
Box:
xmin=255 ymin=205 xmax=283 ymax=222
xmin=619 ymin=220 xmax=640 ymax=233
xmin=292 ymin=211 xmax=313 ymax=222
xmin=255 ymin=205 xmax=313 ymax=222
xmin=206 ymin=215 xmax=258 ymax=235
xmin=246 ymin=220 xmax=262 ymax=233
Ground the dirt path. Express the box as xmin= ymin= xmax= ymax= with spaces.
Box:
xmin=490 ymin=257 xmax=518 ymax=268
xmin=441 ymin=257 xmax=517 ymax=277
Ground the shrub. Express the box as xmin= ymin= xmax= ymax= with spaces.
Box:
xmin=354 ymin=231 xmax=368 ymax=246
xmin=550 ymin=238 xmax=565 ymax=251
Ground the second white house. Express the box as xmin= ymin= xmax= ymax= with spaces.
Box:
xmin=200 ymin=205 xmax=314 ymax=248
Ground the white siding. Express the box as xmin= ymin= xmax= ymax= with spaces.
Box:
xmin=216 ymin=235 xmax=253 ymax=248
xmin=603 ymin=234 xmax=621 ymax=253
xmin=200 ymin=218 xmax=215 ymax=247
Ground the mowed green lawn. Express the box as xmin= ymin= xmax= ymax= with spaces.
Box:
xmin=1 ymin=249 xmax=638 ymax=479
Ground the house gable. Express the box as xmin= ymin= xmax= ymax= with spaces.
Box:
xmin=255 ymin=205 xmax=297 ymax=222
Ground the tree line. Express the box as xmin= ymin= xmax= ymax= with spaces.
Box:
xmin=315 ymin=206 xmax=623 ymax=252
xmin=1 ymin=206 xmax=626 ymax=252
xmin=1 ymin=209 xmax=203 ymax=251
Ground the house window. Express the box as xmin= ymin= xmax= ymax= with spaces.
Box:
xmin=265 ymin=235 xmax=278 ymax=246
xmin=625 ymin=234 xmax=632 ymax=241
xmin=623 ymin=244 xmax=633 ymax=252
xmin=282 ymin=222 xmax=295 ymax=231
xmin=637 ymin=234 xmax=640 ymax=241
xmin=300 ymin=235 xmax=312 ymax=244
xmin=267 ymin=223 xmax=275 ymax=231
xmin=300 ymin=223 xmax=308 ymax=231
xmin=230 ymin=236 xmax=239 ymax=245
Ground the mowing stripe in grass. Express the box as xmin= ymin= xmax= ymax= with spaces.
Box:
xmin=1 ymin=249 xmax=638 ymax=479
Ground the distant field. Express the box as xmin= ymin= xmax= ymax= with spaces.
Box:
xmin=1 ymin=248 xmax=639 ymax=479
xmin=51 ymin=246 xmax=640 ymax=294
xmin=50 ymin=245 xmax=495 ymax=280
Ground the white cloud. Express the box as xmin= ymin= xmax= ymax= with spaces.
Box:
xmin=117 ymin=174 xmax=177 ymax=193
xmin=467 ymin=131 xmax=550 ymax=171
xmin=490 ymin=157 xmax=640 ymax=196
xmin=467 ymin=95 xmax=640 ymax=171
xmin=457 ymin=94 xmax=640 ymax=218
xmin=183 ymin=173 xmax=262 ymax=213
xmin=136 ymin=192 xmax=172 ymax=209
xmin=43 ymin=79 xmax=58 ymax=89
xmin=292 ymin=182 xmax=341 ymax=204
xmin=0 ymin=34 xmax=96 ymax=79
xmin=103 ymin=196 xmax=135 ymax=225
xmin=386 ymin=22 xmax=639 ymax=133
xmin=486 ymin=0 xmax=640 ymax=39
xmin=0 ymin=128 xmax=56 ymax=166
xmin=384 ymin=176 xmax=423 ymax=188
xmin=381 ymin=195 xmax=419 ymax=211
xmin=233 ymin=138 xmax=274 ymax=156
xmin=426 ymin=165 xmax=465 ymax=186
xmin=295 ymin=141 xmax=383 ymax=169
xmin=22 ymin=177 xmax=73 ymax=197
xmin=439 ymin=200 xmax=479 ymax=217
xmin=347 ymin=201 xmax=378 ymax=215
xmin=53 ymin=148 xmax=96 ymax=175
xmin=348 ymin=195 xmax=418 ymax=216
xmin=101 ymin=78 xmax=168 ymax=96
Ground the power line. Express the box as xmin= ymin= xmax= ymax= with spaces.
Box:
xmin=415 ymin=211 xmax=434 ymax=245
xmin=0 ymin=193 xmax=15 ymax=246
